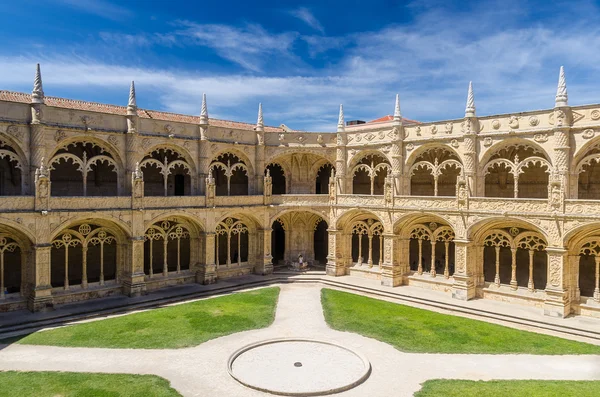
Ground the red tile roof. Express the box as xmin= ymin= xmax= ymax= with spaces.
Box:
xmin=0 ymin=90 xmax=283 ymax=132
xmin=368 ymin=114 xmax=421 ymax=124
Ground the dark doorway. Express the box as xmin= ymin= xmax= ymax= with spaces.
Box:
xmin=271 ymin=220 xmax=285 ymax=265
xmin=174 ymin=174 xmax=185 ymax=196
xmin=314 ymin=219 xmax=328 ymax=265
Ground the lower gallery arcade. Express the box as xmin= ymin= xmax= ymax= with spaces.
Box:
xmin=2 ymin=206 xmax=600 ymax=320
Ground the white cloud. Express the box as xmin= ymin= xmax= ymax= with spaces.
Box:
xmin=289 ymin=7 xmax=325 ymax=34
xmin=3 ymin=2 xmax=600 ymax=131
xmin=173 ymin=21 xmax=299 ymax=72
xmin=52 ymin=0 xmax=132 ymax=21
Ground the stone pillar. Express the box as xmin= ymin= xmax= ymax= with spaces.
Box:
xmin=326 ymin=229 xmax=346 ymax=276
xmin=390 ymin=126 xmax=403 ymax=195
xmin=30 ymin=107 xmax=46 ymax=192
xmin=381 ymin=234 xmax=402 ymax=286
xmin=544 ymin=247 xmax=571 ymax=318
xmin=196 ymin=232 xmax=217 ymax=284
xmin=452 ymin=239 xmax=476 ymax=300
xmin=27 ymin=243 xmax=53 ymax=312
xmin=335 ymin=134 xmax=347 ymax=195
xmin=198 ymin=129 xmax=210 ymax=195
xmin=125 ymin=103 xmax=139 ymax=195
xmin=462 ymin=130 xmax=477 ymax=195
xmin=256 ymin=134 xmax=265 ymax=195
xmin=254 ymin=229 xmax=273 ymax=275
xmin=122 ymin=237 xmax=146 ymax=297
xmin=552 ymin=107 xmax=571 ymax=198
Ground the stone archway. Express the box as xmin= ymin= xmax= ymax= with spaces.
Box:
xmin=272 ymin=211 xmax=328 ymax=266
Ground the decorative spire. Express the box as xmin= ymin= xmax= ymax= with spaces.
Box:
xmin=465 ymin=81 xmax=476 ymax=117
xmin=127 ymin=81 xmax=137 ymax=114
xmin=393 ymin=94 xmax=402 ymax=122
xmin=31 ymin=63 xmax=44 ymax=104
xmin=337 ymin=104 xmax=345 ymax=132
xmin=256 ymin=103 xmax=264 ymax=131
xmin=199 ymin=93 xmax=208 ymax=125
xmin=555 ymin=66 xmax=568 ymax=107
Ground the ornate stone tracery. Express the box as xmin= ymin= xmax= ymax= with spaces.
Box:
xmin=215 ymin=217 xmax=249 ymax=267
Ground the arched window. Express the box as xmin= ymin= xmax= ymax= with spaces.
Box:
xmin=51 ymin=224 xmax=117 ymax=289
xmin=351 ymin=219 xmax=383 ymax=267
xmin=0 ymin=234 xmax=21 ymax=298
xmin=483 ymin=144 xmax=551 ymax=198
xmin=408 ymin=222 xmax=455 ymax=277
xmin=266 ymin=163 xmax=286 ymax=194
xmin=50 ymin=142 xmax=118 ymax=196
xmin=482 ymin=228 xmax=547 ymax=291
xmin=144 ymin=221 xmax=191 ymax=277
xmin=0 ymin=139 xmax=23 ymax=195
xmin=215 ymin=218 xmax=249 ymax=266
xmin=210 ymin=153 xmax=248 ymax=196
xmin=575 ymin=144 xmax=600 ymax=200
xmin=140 ymin=148 xmax=191 ymax=196
xmin=315 ymin=163 xmax=334 ymax=194
xmin=352 ymin=154 xmax=390 ymax=195
xmin=409 ymin=148 xmax=462 ymax=196
xmin=578 ymin=239 xmax=600 ymax=302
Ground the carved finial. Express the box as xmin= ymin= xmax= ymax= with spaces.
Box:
xmin=393 ymin=94 xmax=402 ymax=122
xmin=555 ymin=66 xmax=568 ymax=107
xmin=337 ymin=104 xmax=345 ymax=132
xmin=32 ymin=63 xmax=44 ymax=104
xmin=266 ymin=168 xmax=270 ymax=178
xmin=256 ymin=103 xmax=264 ymax=131
xmin=199 ymin=93 xmax=209 ymax=125
xmin=465 ymin=81 xmax=476 ymax=117
xmin=127 ymin=81 xmax=137 ymax=115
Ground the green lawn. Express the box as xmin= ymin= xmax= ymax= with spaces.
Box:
xmin=0 ymin=371 xmax=181 ymax=397
xmin=321 ymin=289 xmax=600 ymax=354
xmin=415 ymin=379 xmax=600 ymax=396
xmin=12 ymin=287 xmax=279 ymax=349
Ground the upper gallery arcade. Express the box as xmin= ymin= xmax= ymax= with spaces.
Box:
xmin=0 ymin=64 xmax=600 ymax=320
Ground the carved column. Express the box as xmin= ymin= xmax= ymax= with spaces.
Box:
xmin=27 ymin=243 xmax=53 ymax=312
xmin=381 ymin=234 xmax=401 ymax=287
xmin=196 ymin=232 xmax=217 ymax=284
xmin=122 ymin=237 xmax=146 ymax=297
xmin=254 ymin=229 xmax=273 ymax=275
xmin=390 ymin=126 xmax=403 ymax=195
xmin=552 ymin=108 xmax=571 ymax=199
xmin=452 ymin=239 xmax=476 ymax=300
xmin=544 ymin=247 xmax=571 ymax=318
xmin=335 ymin=134 xmax=347 ymax=194
xmin=326 ymin=229 xmax=345 ymax=276
xmin=256 ymin=132 xmax=265 ymax=195
xmin=198 ymin=124 xmax=210 ymax=195
xmin=125 ymin=104 xmax=139 ymax=195
xmin=29 ymin=101 xmax=46 ymax=190
xmin=462 ymin=129 xmax=477 ymax=195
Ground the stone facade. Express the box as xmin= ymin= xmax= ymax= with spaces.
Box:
xmin=0 ymin=65 xmax=599 ymax=319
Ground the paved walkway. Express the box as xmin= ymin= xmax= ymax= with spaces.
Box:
xmin=1 ymin=284 xmax=600 ymax=396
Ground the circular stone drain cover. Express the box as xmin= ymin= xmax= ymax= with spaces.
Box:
xmin=228 ymin=338 xmax=371 ymax=396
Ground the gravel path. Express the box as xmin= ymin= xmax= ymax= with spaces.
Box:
xmin=1 ymin=284 xmax=599 ymax=396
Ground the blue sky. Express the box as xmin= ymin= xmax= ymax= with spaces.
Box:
xmin=1 ymin=0 xmax=600 ymax=131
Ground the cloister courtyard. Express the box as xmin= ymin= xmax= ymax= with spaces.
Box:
xmin=2 ymin=59 xmax=600 ymax=395
xmin=1 ymin=275 xmax=600 ymax=396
